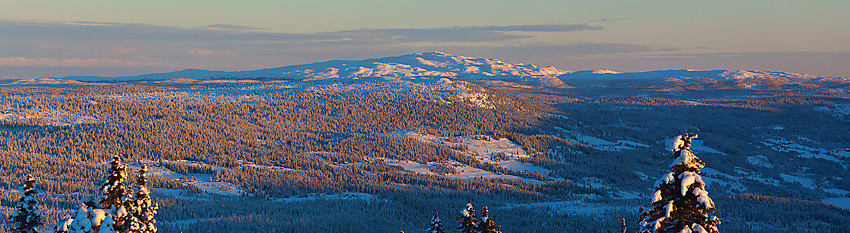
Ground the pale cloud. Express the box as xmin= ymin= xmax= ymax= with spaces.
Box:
xmin=7 ymin=18 xmax=845 ymax=79
xmin=186 ymin=49 xmax=232 ymax=56
xmin=107 ymin=48 xmax=141 ymax=54
xmin=0 ymin=57 xmax=173 ymax=67
xmin=203 ymin=24 xmax=266 ymax=31
xmin=0 ymin=19 xmax=614 ymax=76
xmin=587 ymin=17 xmax=629 ymax=22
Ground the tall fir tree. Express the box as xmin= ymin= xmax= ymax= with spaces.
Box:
xmin=100 ymin=156 xmax=128 ymax=210
xmin=638 ymin=134 xmax=721 ymax=233
xmin=122 ymin=164 xmax=158 ymax=233
xmin=457 ymin=201 xmax=477 ymax=233
xmin=476 ymin=206 xmax=501 ymax=233
xmin=425 ymin=213 xmax=444 ymax=233
xmin=9 ymin=175 xmax=42 ymax=233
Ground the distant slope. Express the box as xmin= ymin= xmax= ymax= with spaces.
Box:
xmin=559 ymin=69 xmax=849 ymax=92
xmin=54 ymin=51 xmax=847 ymax=92
xmin=57 ymin=52 xmax=573 ymax=88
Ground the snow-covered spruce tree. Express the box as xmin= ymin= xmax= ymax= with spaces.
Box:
xmin=100 ymin=156 xmax=129 ymax=210
xmin=98 ymin=215 xmax=114 ymax=233
xmin=425 ymin=213 xmax=444 ymax=233
xmin=638 ymin=134 xmax=720 ymax=233
xmin=9 ymin=175 xmax=42 ymax=233
xmin=54 ymin=216 xmax=74 ymax=233
xmin=476 ymin=206 xmax=501 ymax=233
xmin=123 ymin=164 xmax=157 ymax=233
xmin=457 ymin=201 xmax=477 ymax=233
xmin=68 ymin=206 xmax=93 ymax=233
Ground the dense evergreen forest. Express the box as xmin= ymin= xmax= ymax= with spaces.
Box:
xmin=0 ymin=79 xmax=848 ymax=232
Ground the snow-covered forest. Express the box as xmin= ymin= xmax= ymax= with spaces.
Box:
xmin=1 ymin=53 xmax=849 ymax=232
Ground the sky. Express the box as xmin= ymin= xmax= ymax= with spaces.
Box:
xmin=1 ymin=0 xmax=848 ymax=79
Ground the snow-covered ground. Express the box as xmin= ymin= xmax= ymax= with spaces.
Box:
xmin=127 ymin=160 xmax=243 ymax=196
xmin=555 ymin=127 xmax=649 ymax=151
xmin=780 ymin=173 xmax=816 ymax=189
xmin=383 ymin=130 xmax=553 ymax=184
xmin=447 ymin=165 xmax=545 ymax=185
xmin=0 ymin=109 xmax=97 ymax=126
xmin=762 ymin=137 xmax=849 ymax=166
xmin=746 ymin=155 xmax=773 ymax=168
xmin=689 ymin=140 xmax=726 ymax=155
xmin=822 ymin=197 xmax=850 ymax=211
xmin=383 ymin=158 xmax=546 ymax=185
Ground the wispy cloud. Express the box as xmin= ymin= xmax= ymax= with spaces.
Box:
xmin=4 ymin=19 xmax=730 ymax=78
xmin=186 ymin=49 xmax=232 ymax=56
xmin=587 ymin=17 xmax=629 ymax=22
xmin=203 ymin=24 xmax=266 ymax=31
xmin=0 ymin=57 xmax=173 ymax=67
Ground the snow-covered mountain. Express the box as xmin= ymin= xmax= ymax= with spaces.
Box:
xmin=58 ymin=52 xmax=572 ymax=88
xmin=52 ymin=51 xmax=848 ymax=94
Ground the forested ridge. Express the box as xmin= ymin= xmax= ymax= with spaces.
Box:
xmin=0 ymin=79 xmax=848 ymax=232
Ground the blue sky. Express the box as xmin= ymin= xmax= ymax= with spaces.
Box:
xmin=1 ymin=0 xmax=848 ymax=78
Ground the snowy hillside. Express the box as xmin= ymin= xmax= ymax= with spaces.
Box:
xmin=49 ymin=52 xmax=847 ymax=94
xmin=56 ymin=52 xmax=573 ymax=88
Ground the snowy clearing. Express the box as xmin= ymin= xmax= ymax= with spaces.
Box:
xmin=127 ymin=160 xmax=243 ymax=196
xmin=383 ymin=130 xmax=553 ymax=184
xmin=384 ymin=158 xmax=547 ymax=185
xmin=746 ymin=155 xmax=773 ymax=168
xmin=780 ymin=173 xmax=816 ymax=189
xmin=555 ymin=127 xmax=649 ymax=151
xmin=822 ymin=197 xmax=850 ymax=211
xmin=762 ymin=137 xmax=849 ymax=166
xmin=447 ymin=165 xmax=545 ymax=185
xmin=689 ymin=140 xmax=726 ymax=155
xmin=0 ymin=109 xmax=97 ymax=126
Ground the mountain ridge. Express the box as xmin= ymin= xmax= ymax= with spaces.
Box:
xmin=45 ymin=52 xmax=848 ymax=91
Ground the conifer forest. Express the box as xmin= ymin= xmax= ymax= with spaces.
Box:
xmin=1 ymin=53 xmax=849 ymax=233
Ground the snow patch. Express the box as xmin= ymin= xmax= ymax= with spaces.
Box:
xmin=780 ymin=173 xmax=816 ymax=189
xmin=448 ymin=165 xmax=545 ymax=185
xmin=763 ymin=137 xmax=848 ymax=165
xmin=746 ymin=155 xmax=773 ymax=168
xmin=822 ymin=197 xmax=850 ymax=211
xmin=689 ymin=140 xmax=725 ymax=155
xmin=381 ymin=130 xmax=552 ymax=184
xmin=555 ymin=127 xmax=649 ymax=151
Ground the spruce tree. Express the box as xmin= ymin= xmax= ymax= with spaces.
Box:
xmin=100 ymin=156 xmax=128 ymax=209
xmin=457 ymin=201 xmax=477 ymax=233
xmin=638 ymin=134 xmax=721 ymax=233
xmin=476 ymin=206 xmax=501 ymax=233
xmin=425 ymin=213 xmax=444 ymax=233
xmin=9 ymin=175 xmax=42 ymax=233
xmin=125 ymin=164 xmax=158 ymax=233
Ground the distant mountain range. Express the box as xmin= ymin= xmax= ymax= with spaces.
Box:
xmin=10 ymin=51 xmax=848 ymax=93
